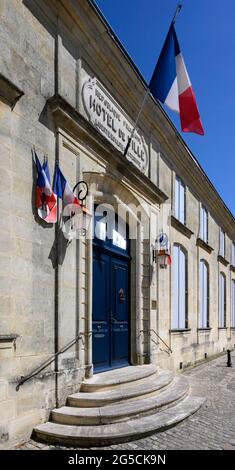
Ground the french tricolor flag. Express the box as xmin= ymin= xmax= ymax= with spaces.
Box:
xmin=149 ymin=24 xmax=204 ymax=135
xmin=34 ymin=152 xmax=57 ymax=223
xmin=53 ymin=165 xmax=80 ymax=211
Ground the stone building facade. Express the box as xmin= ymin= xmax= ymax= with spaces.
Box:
xmin=0 ymin=0 xmax=234 ymax=448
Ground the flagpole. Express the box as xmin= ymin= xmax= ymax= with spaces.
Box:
xmin=172 ymin=3 xmax=182 ymax=24
xmin=123 ymin=90 xmax=149 ymax=157
xmin=123 ymin=3 xmax=183 ymax=158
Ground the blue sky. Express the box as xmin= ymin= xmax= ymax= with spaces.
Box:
xmin=94 ymin=0 xmax=235 ymax=216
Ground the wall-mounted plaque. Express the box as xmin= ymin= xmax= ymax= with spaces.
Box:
xmin=82 ymin=77 xmax=149 ymax=174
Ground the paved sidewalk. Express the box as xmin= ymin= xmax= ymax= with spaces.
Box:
xmin=18 ymin=352 xmax=235 ymax=450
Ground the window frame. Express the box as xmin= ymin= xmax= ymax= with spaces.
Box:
xmin=219 ymin=272 xmax=226 ymax=328
xmin=232 ymin=242 xmax=235 ymax=266
xmin=232 ymin=279 xmax=235 ymax=328
xmin=199 ymin=259 xmax=210 ymax=328
xmin=172 ymin=243 xmax=188 ymax=330
xmin=174 ymin=176 xmax=186 ymax=225
xmin=219 ymin=229 xmax=225 ymax=258
xmin=200 ymin=205 xmax=208 ymax=244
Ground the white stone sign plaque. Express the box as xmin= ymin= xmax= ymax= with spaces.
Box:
xmin=82 ymin=77 xmax=149 ymax=174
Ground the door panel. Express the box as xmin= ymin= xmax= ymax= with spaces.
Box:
xmin=111 ymin=258 xmax=129 ymax=366
xmin=92 ymin=246 xmax=130 ymax=371
xmin=92 ymin=251 xmax=110 ymax=370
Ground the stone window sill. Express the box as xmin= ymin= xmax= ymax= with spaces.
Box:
xmin=171 ymin=215 xmax=194 ymax=239
xmin=170 ymin=329 xmax=191 ymax=334
xmin=196 ymin=237 xmax=214 ymax=254
xmin=217 ymin=255 xmax=229 ymax=267
xmin=0 ymin=334 xmax=18 ymax=343
xmin=197 ymin=328 xmax=212 ymax=331
xmin=218 ymin=327 xmax=227 ymax=330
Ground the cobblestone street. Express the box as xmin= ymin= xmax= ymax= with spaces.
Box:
xmin=18 ymin=353 xmax=235 ymax=451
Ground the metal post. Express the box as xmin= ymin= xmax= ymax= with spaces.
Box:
xmin=172 ymin=3 xmax=182 ymax=25
xmin=227 ymin=349 xmax=232 ymax=367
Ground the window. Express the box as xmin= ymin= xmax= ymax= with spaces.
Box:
xmin=199 ymin=260 xmax=209 ymax=328
xmin=219 ymin=229 xmax=225 ymax=258
xmin=232 ymin=242 xmax=235 ymax=266
xmin=200 ymin=205 xmax=208 ymax=243
xmin=175 ymin=176 xmax=185 ymax=224
xmin=219 ymin=272 xmax=226 ymax=327
xmin=172 ymin=244 xmax=188 ymax=329
xmin=232 ymin=280 xmax=235 ymax=328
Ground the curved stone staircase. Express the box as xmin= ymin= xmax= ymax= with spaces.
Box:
xmin=33 ymin=365 xmax=205 ymax=446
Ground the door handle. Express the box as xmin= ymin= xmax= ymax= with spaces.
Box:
xmin=111 ymin=312 xmax=117 ymax=323
xmin=119 ymin=288 xmax=125 ymax=303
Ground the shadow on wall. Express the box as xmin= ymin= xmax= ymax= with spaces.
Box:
xmin=31 ymin=149 xmax=69 ymax=268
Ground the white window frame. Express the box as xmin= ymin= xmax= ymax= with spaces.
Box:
xmin=200 ymin=205 xmax=208 ymax=243
xmin=232 ymin=280 xmax=235 ymax=328
xmin=199 ymin=260 xmax=209 ymax=328
xmin=219 ymin=272 xmax=226 ymax=328
xmin=172 ymin=244 xmax=188 ymax=329
xmin=219 ymin=229 xmax=225 ymax=258
xmin=174 ymin=176 xmax=186 ymax=225
xmin=232 ymin=242 xmax=235 ymax=266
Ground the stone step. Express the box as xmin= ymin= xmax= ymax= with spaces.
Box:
xmin=80 ymin=364 xmax=158 ymax=392
xmin=67 ymin=370 xmax=174 ymax=407
xmin=52 ymin=376 xmax=189 ymax=425
xmin=34 ymin=395 xmax=205 ymax=446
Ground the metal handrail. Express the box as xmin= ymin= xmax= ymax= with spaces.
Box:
xmin=145 ymin=329 xmax=173 ymax=354
xmin=16 ymin=334 xmax=84 ymax=391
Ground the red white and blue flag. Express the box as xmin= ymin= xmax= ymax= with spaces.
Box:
xmin=53 ymin=165 xmax=80 ymax=212
xmin=149 ymin=24 xmax=204 ymax=135
xmin=34 ymin=152 xmax=57 ymax=223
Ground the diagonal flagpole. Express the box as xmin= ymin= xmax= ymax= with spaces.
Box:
xmin=123 ymin=2 xmax=182 ymax=158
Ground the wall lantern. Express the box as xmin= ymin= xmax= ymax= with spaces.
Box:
xmin=72 ymin=180 xmax=92 ymax=236
xmin=63 ymin=181 xmax=92 ymax=242
xmin=152 ymin=233 xmax=171 ymax=269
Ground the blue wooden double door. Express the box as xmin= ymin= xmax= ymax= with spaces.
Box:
xmin=92 ymin=245 xmax=130 ymax=371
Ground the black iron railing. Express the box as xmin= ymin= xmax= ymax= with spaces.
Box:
xmin=16 ymin=334 xmax=84 ymax=391
xmin=144 ymin=329 xmax=173 ymax=354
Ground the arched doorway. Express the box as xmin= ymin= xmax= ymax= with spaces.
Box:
xmin=92 ymin=207 xmax=131 ymax=372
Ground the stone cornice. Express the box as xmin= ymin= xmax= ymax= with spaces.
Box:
xmin=47 ymin=94 xmax=168 ymax=205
